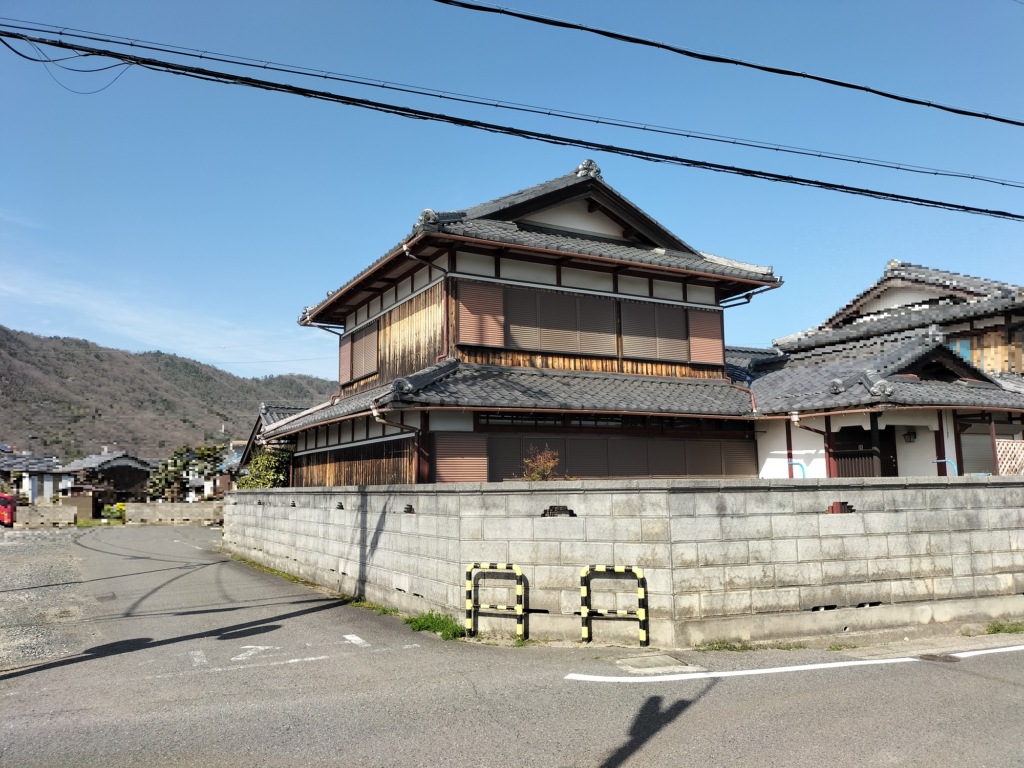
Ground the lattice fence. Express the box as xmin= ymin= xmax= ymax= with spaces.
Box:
xmin=996 ymin=439 xmax=1024 ymax=475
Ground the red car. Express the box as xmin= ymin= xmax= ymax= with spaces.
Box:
xmin=0 ymin=493 xmax=14 ymax=527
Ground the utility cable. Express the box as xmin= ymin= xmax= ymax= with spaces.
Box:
xmin=0 ymin=18 xmax=1019 ymax=188
xmin=432 ymin=0 xmax=1024 ymax=129
xmin=3 ymin=30 xmax=1022 ymax=222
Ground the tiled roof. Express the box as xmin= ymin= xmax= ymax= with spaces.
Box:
xmin=885 ymin=262 xmax=1022 ymax=299
xmin=261 ymin=385 xmax=392 ymax=439
xmin=259 ymin=403 xmax=307 ymax=429
xmin=0 ymin=454 xmax=63 ymax=474
xmin=59 ymin=452 xmax=154 ymax=473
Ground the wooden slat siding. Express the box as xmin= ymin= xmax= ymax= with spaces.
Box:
xmin=292 ymin=438 xmax=414 ymax=487
xmin=722 ymin=440 xmax=758 ymax=478
xmin=655 ymin=306 xmax=689 ymax=362
xmin=578 ymin=297 xmax=617 ymax=357
xmin=339 ymin=335 xmax=352 ymax=384
xmin=649 ymin=439 xmax=687 ymax=476
xmin=458 ymin=281 xmax=504 ymax=347
xmin=457 ymin=345 xmax=723 ymax=378
xmin=620 ymin=302 xmax=658 ymax=360
xmin=434 ymin=433 xmax=489 ymax=483
xmin=488 ymin=435 xmax=523 ymax=482
xmin=608 ymin=437 xmax=649 ymax=477
xmin=351 ymin=321 xmax=379 ymax=381
xmin=505 ymin=288 xmax=539 ymax=350
xmin=686 ymin=439 xmax=723 ymax=477
xmin=567 ymin=438 xmax=609 ymax=478
xmin=538 ymin=291 xmax=579 ymax=354
xmin=689 ymin=309 xmax=725 ymax=365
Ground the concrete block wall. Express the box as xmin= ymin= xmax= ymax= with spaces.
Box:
xmin=224 ymin=477 xmax=1024 ymax=646
xmin=12 ymin=505 xmax=76 ymax=529
xmin=125 ymin=502 xmax=224 ymax=526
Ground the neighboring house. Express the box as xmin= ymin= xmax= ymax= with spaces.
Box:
xmin=240 ymin=404 xmax=308 ymax=471
xmin=59 ymin=449 xmax=156 ymax=504
xmin=0 ymin=453 xmax=75 ymax=504
xmin=0 ymin=442 xmax=12 ymax=454
xmin=738 ymin=262 xmax=1024 ymax=479
xmin=254 ymin=160 xmax=784 ymax=484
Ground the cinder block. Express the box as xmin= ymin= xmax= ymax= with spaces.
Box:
xmin=508 ymin=541 xmax=560 ymax=565
xmin=561 ymin=542 xmax=615 ymax=567
xmin=460 ymin=541 xmax=509 ymax=564
xmin=534 ymin=517 xmax=586 ymax=541
xmin=674 ymin=593 xmax=700 ymax=619
xmin=564 ymin=493 xmax=611 ymax=517
xmin=987 ymin=508 xmax=1024 ymax=530
xmin=641 ymin=518 xmax=670 ymax=542
xmin=645 ymin=593 xmax=674 ymax=619
xmin=818 ymin=514 xmax=866 ymax=537
xmin=771 ymin=514 xmax=819 ymax=539
xmin=695 ymin=492 xmax=745 ymax=517
xmin=644 ymin=568 xmax=672 ymax=594
xmin=614 ymin=542 xmax=671 ymax=568
xmin=891 ymin=579 xmax=934 ymax=603
xmin=673 ymin=567 xmax=725 ymax=593
xmin=911 ymin=555 xmax=953 ymax=578
xmin=908 ymin=509 xmax=951 ymax=532
xmin=667 ymin=492 xmax=696 ymax=517
xmin=610 ymin=492 xmax=646 ymax=517
xmin=672 ymin=543 xmax=698 ymax=568
xmin=586 ymin=518 xmax=641 ymax=542
xmin=506 ymin=492 xmax=556 ymax=518
xmin=483 ymin=517 xmax=534 ymax=541
xmin=841 ymin=536 xmax=889 ymax=560
xmin=867 ymin=558 xmax=911 ymax=581
xmin=751 ymin=587 xmax=800 ymax=614
xmin=749 ymin=539 xmax=798 ymax=564
xmin=744 ymin=491 xmax=794 ymax=516
xmin=851 ymin=491 xmax=885 ymax=512
xmin=671 ymin=517 xmax=723 ymax=543
xmin=724 ymin=564 xmax=775 ymax=590
xmin=887 ymin=534 xmax=930 ymax=557
xmin=461 ymin=518 xmax=483 ymax=540
xmin=722 ymin=516 xmax=772 ymax=540
xmin=821 ymin=560 xmax=867 ymax=585
xmin=534 ymin=565 xmax=579 ymax=590
xmin=700 ymin=590 xmax=752 ymax=617
xmin=635 ymin=493 xmax=670 ymax=517
xmin=791 ymin=490 xmax=828 ymax=514
xmin=863 ymin=512 xmax=907 ymax=535
xmin=697 ymin=541 xmax=749 ymax=566
xmin=974 ymin=574 xmax=1015 ymax=596
xmin=799 ymin=585 xmax=849 ymax=610
xmin=951 ymin=555 xmax=973 ymax=578
xmin=949 ymin=510 xmax=986 ymax=531
xmin=925 ymin=488 xmax=963 ymax=510
xmin=933 ymin=577 xmax=975 ymax=600
xmin=971 ymin=530 xmax=1011 ymax=553
xmin=775 ymin=562 xmax=822 ymax=587
xmin=848 ymin=581 xmax=892 ymax=605
xmin=884 ymin=488 xmax=927 ymax=512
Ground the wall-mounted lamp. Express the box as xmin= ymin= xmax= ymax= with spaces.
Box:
xmin=903 ymin=430 xmax=917 ymax=443
xmin=789 ymin=411 xmax=801 ymax=426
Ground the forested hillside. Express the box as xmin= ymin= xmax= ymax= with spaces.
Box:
xmin=0 ymin=325 xmax=335 ymax=461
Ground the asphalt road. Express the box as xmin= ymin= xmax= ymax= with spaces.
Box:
xmin=2 ymin=526 xmax=1023 ymax=768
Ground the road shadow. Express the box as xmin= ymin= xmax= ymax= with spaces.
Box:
xmin=600 ymin=681 xmax=718 ymax=768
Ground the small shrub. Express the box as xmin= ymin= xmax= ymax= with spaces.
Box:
xmin=986 ymin=620 xmax=1024 ymax=635
xmin=404 ymin=611 xmax=466 ymax=640
xmin=521 ymin=444 xmax=560 ymax=481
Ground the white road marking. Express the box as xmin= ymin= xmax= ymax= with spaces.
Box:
xmin=173 ymin=540 xmax=205 ymax=550
xmin=189 ymin=650 xmax=208 ymax=666
xmin=952 ymin=644 xmax=1024 ymax=658
xmin=567 ymin=643 xmax=1024 ymax=683
xmin=402 ymin=644 xmax=420 ymax=650
xmin=147 ymin=656 xmax=330 ymax=679
xmin=231 ymin=645 xmax=278 ymax=661
xmin=344 ymin=634 xmax=369 ymax=647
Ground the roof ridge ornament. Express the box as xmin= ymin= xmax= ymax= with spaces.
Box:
xmin=574 ymin=159 xmax=601 ymax=178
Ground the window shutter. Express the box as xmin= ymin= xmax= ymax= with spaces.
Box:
xmin=578 ymin=297 xmax=617 ymax=357
xmin=339 ymin=335 xmax=352 ymax=384
xmin=504 ymin=288 xmax=539 ymax=350
xmin=434 ymin=433 xmax=488 ymax=483
xmin=352 ymin=321 xmax=379 ymax=380
xmin=722 ymin=440 xmax=757 ymax=478
xmin=656 ymin=306 xmax=689 ymax=362
xmin=689 ymin=309 xmax=724 ymax=364
xmin=487 ymin=436 xmax=523 ymax=482
xmin=620 ymin=302 xmax=658 ymax=360
xmin=458 ymin=281 xmax=504 ymax=346
xmin=567 ymin=438 xmax=608 ymax=478
xmin=686 ymin=440 xmax=723 ymax=477
xmin=961 ymin=434 xmax=995 ymax=475
xmin=608 ymin=438 xmax=650 ymax=477
xmin=649 ymin=439 xmax=687 ymax=476
xmin=538 ymin=292 xmax=578 ymax=354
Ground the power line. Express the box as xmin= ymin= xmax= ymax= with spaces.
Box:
xmin=3 ymin=30 xmax=1022 ymax=222
xmin=0 ymin=18 xmax=1019 ymax=189
xmin=432 ymin=0 xmax=1024 ymax=129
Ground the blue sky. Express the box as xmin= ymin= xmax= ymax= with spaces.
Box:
xmin=1 ymin=0 xmax=1021 ymax=380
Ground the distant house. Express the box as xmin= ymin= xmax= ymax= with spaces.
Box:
xmin=239 ymin=403 xmax=308 ymax=471
xmin=60 ymin=449 xmax=157 ymax=504
xmin=0 ymin=453 xmax=75 ymax=504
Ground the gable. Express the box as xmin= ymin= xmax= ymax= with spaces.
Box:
xmin=518 ymin=199 xmax=625 ymax=238
xmin=858 ymin=283 xmax=952 ymax=315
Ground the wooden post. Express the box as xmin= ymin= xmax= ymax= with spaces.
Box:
xmin=869 ymin=412 xmax=882 ymax=477
xmin=825 ymin=415 xmax=837 ymax=479
xmin=934 ymin=410 xmax=947 ymax=476
xmin=952 ymin=410 xmax=964 ymax=476
xmin=785 ymin=419 xmax=794 ymax=478
xmin=990 ymin=418 xmax=1000 ymax=476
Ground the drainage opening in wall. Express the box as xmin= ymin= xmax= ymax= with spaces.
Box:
xmin=414 ymin=593 xmax=424 ymax=598
xmin=811 ymin=605 xmax=838 ymax=612
xmin=857 ymin=602 xmax=882 ymax=608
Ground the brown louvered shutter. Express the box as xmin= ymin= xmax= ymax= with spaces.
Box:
xmin=609 ymin=438 xmax=650 ymax=477
xmin=338 ymin=335 xmax=352 ymax=384
xmin=458 ymin=281 xmax=504 ymax=346
xmin=504 ymin=288 xmax=539 ymax=351
xmin=620 ymin=302 xmax=658 ymax=360
xmin=649 ymin=439 xmax=688 ymax=477
xmin=689 ymin=309 xmax=724 ymax=364
xmin=567 ymin=438 xmax=608 ymax=478
xmin=578 ymin=297 xmax=617 ymax=357
xmin=352 ymin=321 xmax=379 ymax=380
xmin=434 ymin=433 xmax=489 ymax=483
xmin=488 ymin=436 xmax=523 ymax=482
xmin=722 ymin=440 xmax=757 ymax=478
xmin=656 ymin=306 xmax=689 ymax=362
xmin=538 ymin=292 xmax=578 ymax=354
xmin=686 ymin=440 xmax=723 ymax=477
xmin=522 ymin=437 xmax=566 ymax=478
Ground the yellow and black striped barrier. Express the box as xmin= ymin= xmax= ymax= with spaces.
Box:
xmin=579 ymin=565 xmax=649 ymax=647
xmin=465 ymin=562 xmax=526 ymax=639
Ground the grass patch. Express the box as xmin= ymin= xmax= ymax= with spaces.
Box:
xmin=228 ymin=554 xmax=325 ymax=590
xmin=404 ymin=611 xmax=466 ymax=640
xmin=985 ymin=620 xmax=1024 ymax=635
xmin=512 ymin=636 xmax=529 ymax=647
xmin=828 ymin=643 xmax=863 ymax=651
xmin=351 ymin=600 xmax=399 ymax=616
xmin=693 ymin=638 xmax=806 ymax=652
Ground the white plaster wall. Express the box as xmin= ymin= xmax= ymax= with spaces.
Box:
xmin=860 ymin=285 xmax=946 ymax=314
xmin=520 ymin=199 xmax=623 ymax=237
xmin=652 ymin=279 xmax=684 ymax=301
xmin=561 ymin=267 xmax=613 ymax=292
xmin=429 ymin=411 xmax=474 ymax=431
xmin=878 ymin=411 xmax=938 ymax=430
xmin=456 ymin=251 xmax=495 ymax=277
xmin=500 ymin=258 xmax=557 ymax=285
xmin=618 ymin=275 xmax=648 ymax=296
xmin=893 ymin=425 xmax=938 ymax=477
xmin=687 ymin=285 xmax=716 ymax=305
xmin=756 ymin=419 xmax=790 ymax=478
xmin=792 ymin=417 xmax=828 ymax=478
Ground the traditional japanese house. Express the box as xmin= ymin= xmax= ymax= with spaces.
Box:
xmin=744 ymin=262 xmax=1024 ymax=479
xmin=255 ymin=160 xmax=784 ymax=485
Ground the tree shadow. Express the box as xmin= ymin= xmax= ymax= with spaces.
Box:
xmin=600 ymin=681 xmax=718 ymax=768
xmin=356 ymin=490 xmax=387 ymax=596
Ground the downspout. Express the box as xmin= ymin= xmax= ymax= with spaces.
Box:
xmin=731 ymin=384 xmax=756 ymax=412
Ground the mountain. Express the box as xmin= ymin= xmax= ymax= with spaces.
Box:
xmin=0 ymin=325 xmax=336 ymax=462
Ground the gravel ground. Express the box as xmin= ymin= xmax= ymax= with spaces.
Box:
xmin=0 ymin=529 xmax=92 ymax=670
